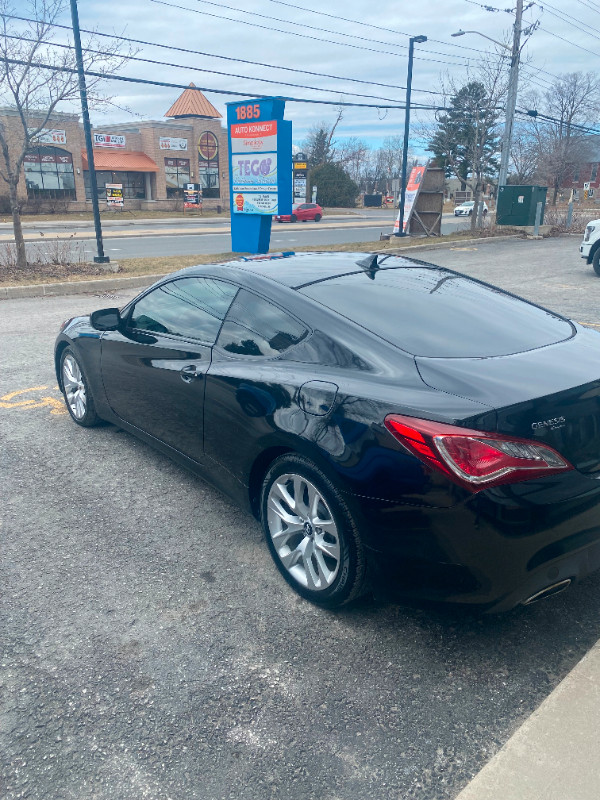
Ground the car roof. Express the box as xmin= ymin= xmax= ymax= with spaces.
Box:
xmin=216 ymin=251 xmax=433 ymax=289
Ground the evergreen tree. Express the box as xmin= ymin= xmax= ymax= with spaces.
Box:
xmin=310 ymin=163 xmax=358 ymax=207
xmin=428 ymin=81 xmax=500 ymax=228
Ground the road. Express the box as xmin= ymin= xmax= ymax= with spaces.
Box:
xmin=2 ymin=235 xmax=596 ymax=800
xmin=7 ymin=210 xmax=472 ymax=260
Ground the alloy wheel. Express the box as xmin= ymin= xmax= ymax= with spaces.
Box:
xmin=62 ymin=354 xmax=87 ymax=420
xmin=266 ymin=473 xmax=341 ymax=591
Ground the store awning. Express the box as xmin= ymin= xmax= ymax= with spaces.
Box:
xmin=81 ymin=150 xmax=159 ymax=172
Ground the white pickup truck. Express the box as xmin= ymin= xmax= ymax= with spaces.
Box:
xmin=580 ymin=219 xmax=600 ymax=275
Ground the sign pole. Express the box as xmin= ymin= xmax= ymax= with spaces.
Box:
xmin=69 ymin=0 xmax=109 ymax=263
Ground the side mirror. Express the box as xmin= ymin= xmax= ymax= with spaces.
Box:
xmin=90 ymin=307 xmax=121 ymax=331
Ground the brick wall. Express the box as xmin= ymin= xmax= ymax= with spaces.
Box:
xmin=0 ymin=109 xmax=230 ymax=212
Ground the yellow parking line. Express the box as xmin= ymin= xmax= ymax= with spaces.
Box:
xmin=0 ymin=386 xmax=67 ymax=414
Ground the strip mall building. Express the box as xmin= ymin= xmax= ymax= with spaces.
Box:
xmin=2 ymin=84 xmax=229 ymax=212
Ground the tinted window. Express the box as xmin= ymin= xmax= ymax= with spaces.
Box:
xmin=300 ymin=268 xmax=573 ymax=358
xmin=130 ymin=278 xmax=238 ymax=342
xmin=217 ymin=289 xmax=308 ymax=357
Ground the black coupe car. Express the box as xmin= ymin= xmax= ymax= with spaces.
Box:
xmin=55 ymin=251 xmax=600 ymax=611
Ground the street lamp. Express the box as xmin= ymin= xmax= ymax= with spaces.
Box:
xmin=395 ymin=34 xmax=427 ymax=237
xmin=451 ymin=0 xmax=524 ymax=188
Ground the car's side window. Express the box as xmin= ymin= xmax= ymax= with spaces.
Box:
xmin=129 ymin=277 xmax=238 ymax=342
xmin=216 ymin=289 xmax=308 ymax=357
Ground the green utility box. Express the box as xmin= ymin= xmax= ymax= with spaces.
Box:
xmin=496 ymin=185 xmax=547 ymax=226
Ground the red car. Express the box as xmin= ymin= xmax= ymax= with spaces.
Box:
xmin=275 ymin=203 xmax=323 ymax=223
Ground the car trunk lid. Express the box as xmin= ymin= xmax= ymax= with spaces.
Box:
xmin=416 ymin=327 xmax=600 ymax=475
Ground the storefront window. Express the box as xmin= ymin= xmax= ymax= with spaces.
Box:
xmin=24 ymin=147 xmax=76 ymax=199
xmin=198 ymin=131 xmax=219 ymax=198
xmin=84 ymin=171 xmax=146 ymax=200
xmin=164 ymin=157 xmax=191 ymax=197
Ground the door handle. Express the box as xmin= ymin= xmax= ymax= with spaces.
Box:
xmin=180 ymin=365 xmax=198 ymax=383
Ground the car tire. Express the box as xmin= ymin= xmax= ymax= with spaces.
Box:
xmin=260 ymin=454 xmax=367 ymax=608
xmin=290 ymin=214 xmax=297 ymax=223
xmin=60 ymin=347 xmax=102 ymax=427
xmin=314 ymin=213 xmax=322 ymax=222
xmin=468 ymin=210 xmax=472 ymax=216
xmin=483 ymin=209 xmax=488 ymax=216
xmin=592 ymin=248 xmax=600 ymax=276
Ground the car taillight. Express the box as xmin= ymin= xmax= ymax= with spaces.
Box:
xmin=59 ymin=318 xmax=73 ymax=332
xmin=384 ymin=414 xmax=572 ymax=491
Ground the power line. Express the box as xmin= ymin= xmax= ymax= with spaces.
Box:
xmin=1 ymin=13 xmax=446 ymax=97
xmin=0 ymin=56 xmax=450 ymax=111
xmin=573 ymin=0 xmax=600 ymax=14
xmin=536 ymin=0 xmax=600 ymax=40
xmin=4 ymin=33 xmax=419 ymax=106
xmin=189 ymin=0 xmax=470 ymax=63
xmin=262 ymin=0 xmax=492 ymax=55
xmin=148 ymin=0 xmax=473 ymax=68
xmin=537 ymin=21 xmax=600 ymax=56
xmin=516 ymin=108 xmax=600 ymax=135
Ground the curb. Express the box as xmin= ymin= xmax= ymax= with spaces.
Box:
xmin=454 ymin=639 xmax=600 ymax=800
xmin=0 ymin=234 xmax=524 ymax=300
xmin=0 ymin=273 xmax=168 ymax=300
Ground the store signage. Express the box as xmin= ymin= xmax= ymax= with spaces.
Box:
xmin=106 ymin=183 xmax=124 ymax=208
xmin=394 ymin=165 xmax=426 ymax=234
xmin=184 ymin=183 xmax=202 ymax=209
xmin=232 ymin=154 xmax=278 ymax=193
xmin=28 ymin=128 xmax=67 ymax=145
xmin=164 ymin=157 xmax=190 ymax=168
xmin=233 ymin=192 xmax=278 ymax=215
xmin=94 ymin=133 xmax=126 ymax=148
xmin=293 ymin=177 xmax=307 ymax=201
xmin=230 ymin=122 xmax=278 ymax=210
xmin=230 ymin=120 xmax=278 ymax=154
xmin=24 ymin=152 xmax=72 ymax=164
xmin=293 ymin=162 xmax=307 ymax=171
xmin=159 ymin=136 xmax=188 ymax=151
xmin=227 ymin=98 xmax=292 ymax=253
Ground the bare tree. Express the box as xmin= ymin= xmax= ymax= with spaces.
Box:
xmin=509 ymin=122 xmax=540 ymax=184
xmin=523 ymin=73 xmax=600 ymax=204
xmin=337 ymin=136 xmax=369 ymax=186
xmin=303 ymin=108 xmax=344 ymax=168
xmin=0 ymin=0 xmax=132 ymax=268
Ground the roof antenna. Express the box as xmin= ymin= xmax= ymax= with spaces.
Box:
xmin=356 ymin=253 xmax=380 ymax=280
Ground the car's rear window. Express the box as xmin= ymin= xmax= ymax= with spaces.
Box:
xmin=299 ymin=268 xmax=573 ymax=357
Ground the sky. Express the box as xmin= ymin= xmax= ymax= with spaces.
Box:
xmin=43 ymin=0 xmax=600 ymax=154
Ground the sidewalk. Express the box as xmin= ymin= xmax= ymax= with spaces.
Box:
xmin=455 ymin=639 xmax=600 ymax=800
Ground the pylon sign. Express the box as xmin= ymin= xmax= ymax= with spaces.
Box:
xmin=227 ymin=98 xmax=292 ymax=253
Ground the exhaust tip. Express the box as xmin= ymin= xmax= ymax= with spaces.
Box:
xmin=523 ymin=579 xmax=572 ymax=606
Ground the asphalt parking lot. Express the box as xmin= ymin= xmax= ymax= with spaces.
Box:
xmin=2 ymin=234 xmax=600 ymax=800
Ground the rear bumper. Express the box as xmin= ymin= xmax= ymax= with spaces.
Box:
xmin=354 ymin=471 xmax=600 ymax=612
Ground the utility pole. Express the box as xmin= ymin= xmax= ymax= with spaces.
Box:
xmin=396 ymin=35 xmax=427 ymax=237
xmin=498 ymin=0 xmax=523 ymax=188
xmin=69 ymin=0 xmax=109 ymax=263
